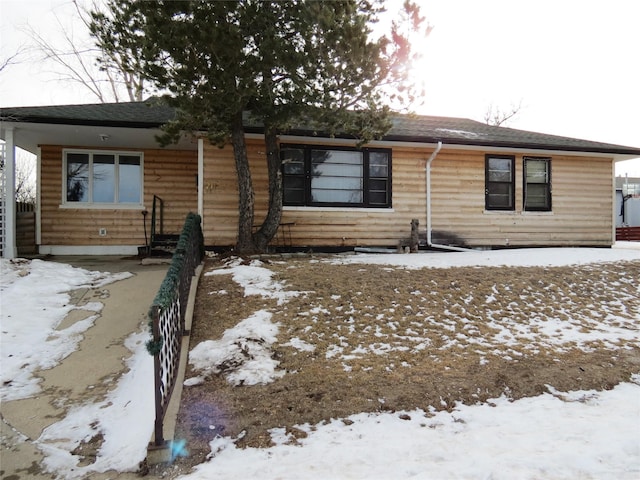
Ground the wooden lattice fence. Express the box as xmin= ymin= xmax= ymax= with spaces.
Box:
xmin=147 ymin=212 xmax=204 ymax=446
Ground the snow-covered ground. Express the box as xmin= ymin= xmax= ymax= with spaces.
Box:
xmin=183 ymin=380 xmax=640 ymax=480
xmin=0 ymin=258 xmax=152 ymax=479
xmin=36 ymin=328 xmax=154 ymax=477
xmin=0 ymin=259 xmax=132 ymax=402
xmin=1 ymin=245 xmax=639 ymax=479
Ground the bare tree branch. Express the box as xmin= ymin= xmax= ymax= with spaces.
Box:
xmin=15 ymin=152 xmax=36 ymax=204
xmin=484 ymin=100 xmax=523 ymax=127
xmin=0 ymin=46 xmax=26 ymax=73
xmin=22 ymin=15 xmax=109 ymax=102
xmin=20 ymin=0 xmax=147 ymax=103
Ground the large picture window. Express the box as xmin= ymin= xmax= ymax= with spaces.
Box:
xmin=282 ymin=145 xmax=391 ymax=208
xmin=524 ymin=157 xmax=551 ymax=211
xmin=64 ymin=150 xmax=143 ymax=205
xmin=485 ymin=155 xmax=515 ymax=210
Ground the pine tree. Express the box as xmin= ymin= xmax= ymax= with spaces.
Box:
xmin=91 ymin=0 xmax=424 ymax=253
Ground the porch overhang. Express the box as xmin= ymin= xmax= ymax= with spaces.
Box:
xmin=0 ymin=121 xmax=197 ymax=155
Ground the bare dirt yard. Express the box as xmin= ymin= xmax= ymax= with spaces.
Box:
xmin=174 ymin=254 xmax=640 ymax=469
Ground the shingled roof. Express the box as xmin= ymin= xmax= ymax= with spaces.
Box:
xmin=2 ymin=100 xmax=640 ymax=156
xmin=384 ymin=116 xmax=640 ymax=155
xmin=0 ymin=100 xmax=175 ymax=128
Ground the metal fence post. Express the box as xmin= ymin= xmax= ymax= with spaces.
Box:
xmin=150 ymin=304 xmax=165 ymax=446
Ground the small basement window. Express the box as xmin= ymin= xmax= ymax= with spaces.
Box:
xmin=63 ymin=150 xmax=143 ymax=206
xmin=282 ymin=145 xmax=391 ymax=208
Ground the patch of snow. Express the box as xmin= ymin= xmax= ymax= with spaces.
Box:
xmin=205 ymin=258 xmax=302 ymax=305
xmin=328 ymin=247 xmax=640 ymax=269
xmin=178 ymin=382 xmax=640 ymax=480
xmin=435 ymin=127 xmax=483 ymax=139
xmin=0 ymin=259 xmax=132 ymax=401
xmin=268 ymin=427 xmax=292 ymax=446
xmin=184 ymin=376 xmax=205 ymax=387
xmin=188 ymin=310 xmax=285 ymax=386
xmin=325 ymin=345 xmax=343 ymax=359
xmin=36 ymin=326 xmax=154 ymax=479
xmin=282 ymin=337 xmax=316 ymax=352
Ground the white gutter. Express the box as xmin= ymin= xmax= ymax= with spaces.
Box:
xmin=425 ymin=141 xmax=470 ymax=252
xmin=276 ymin=134 xmax=633 ymax=159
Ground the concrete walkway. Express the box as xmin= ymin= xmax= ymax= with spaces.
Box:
xmin=1 ymin=256 xmax=169 ymax=480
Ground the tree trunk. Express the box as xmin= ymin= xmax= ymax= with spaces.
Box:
xmin=231 ymin=112 xmax=255 ymax=253
xmin=253 ymin=126 xmax=283 ymax=251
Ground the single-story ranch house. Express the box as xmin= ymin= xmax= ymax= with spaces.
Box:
xmin=2 ymin=100 xmax=640 ymax=257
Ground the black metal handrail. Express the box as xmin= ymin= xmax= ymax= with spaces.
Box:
xmin=151 ymin=195 xmax=164 ymax=243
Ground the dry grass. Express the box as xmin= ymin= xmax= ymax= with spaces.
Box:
xmin=174 ymin=255 xmax=640 ymax=469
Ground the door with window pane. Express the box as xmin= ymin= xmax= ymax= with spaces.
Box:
xmin=485 ymin=155 xmax=515 ymax=210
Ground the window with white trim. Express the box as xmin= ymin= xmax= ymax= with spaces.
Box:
xmin=64 ymin=150 xmax=143 ymax=205
xmin=282 ymin=145 xmax=391 ymax=208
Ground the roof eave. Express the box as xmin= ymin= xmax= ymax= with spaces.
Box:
xmin=0 ymin=115 xmax=164 ymax=130
xmin=3 ymin=111 xmax=639 ymax=157
xmin=382 ymin=135 xmax=640 ymax=156
xmin=275 ymin=127 xmax=640 ymax=156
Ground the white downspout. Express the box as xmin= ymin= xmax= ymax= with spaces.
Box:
xmin=425 ymin=141 xmax=470 ymax=252
xmin=36 ymin=146 xmax=42 ymax=249
xmin=197 ymin=137 xmax=204 ymax=220
xmin=426 ymin=141 xmax=441 ymax=247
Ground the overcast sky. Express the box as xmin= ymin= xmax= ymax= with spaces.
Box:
xmin=1 ymin=0 xmax=638 ymax=175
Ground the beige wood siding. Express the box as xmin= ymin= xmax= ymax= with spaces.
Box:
xmin=202 ymin=140 xmax=614 ymax=248
xmin=202 ymin=141 xmax=428 ymax=247
xmin=279 ymin=145 xmax=427 ymax=247
xmin=430 ymin=151 xmax=614 ymax=247
xmin=40 ymin=145 xmax=197 ymax=247
xmin=17 ymin=211 xmax=36 ymax=255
